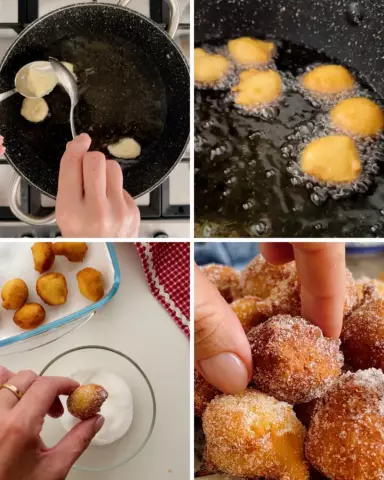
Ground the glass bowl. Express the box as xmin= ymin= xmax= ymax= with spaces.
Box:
xmin=40 ymin=346 xmax=156 ymax=472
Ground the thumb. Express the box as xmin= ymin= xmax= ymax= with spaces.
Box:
xmin=47 ymin=415 xmax=104 ymax=477
xmin=195 ymin=264 xmax=252 ymax=394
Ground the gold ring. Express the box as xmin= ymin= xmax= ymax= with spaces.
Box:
xmin=1 ymin=383 xmax=23 ymax=400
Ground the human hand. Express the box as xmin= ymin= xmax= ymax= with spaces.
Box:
xmin=0 ymin=136 xmax=5 ymax=156
xmin=194 ymin=243 xmax=346 ymax=395
xmin=56 ymin=134 xmax=140 ymax=238
xmin=0 ymin=367 xmax=104 ymax=480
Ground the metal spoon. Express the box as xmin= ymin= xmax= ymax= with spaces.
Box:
xmin=0 ymin=61 xmax=58 ymax=103
xmin=49 ymin=57 xmax=79 ymax=139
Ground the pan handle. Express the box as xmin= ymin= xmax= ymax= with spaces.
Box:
xmin=117 ymin=0 xmax=180 ymax=39
xmin=9 ymin=173 xmax=56 ymax=226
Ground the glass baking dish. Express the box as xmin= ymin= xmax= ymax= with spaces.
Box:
xmin=0 ymin=243 xmax=120 ymax=355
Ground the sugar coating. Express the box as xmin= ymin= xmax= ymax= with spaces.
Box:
xmin=306 ymin=369 xmax=384 ymax=480
xmin=203 ymin=389 xmax=309 ymax=479
xmin=342 ymin=283 xmax=384 ymax=371
xmin=195 ymin=370 xmax=220 ymax=417
xmin=201 ymin=264 xmax=242 ymax=303
xmin=248 ymin=315 xmax=344 ymax=404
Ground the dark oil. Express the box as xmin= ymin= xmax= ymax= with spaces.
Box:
xmin=49 ymin=34 xmax=167 ymax=161
xmin=194 ymin=40 xmax=384 ymax=238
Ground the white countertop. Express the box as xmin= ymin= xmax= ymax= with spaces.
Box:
xmin=2 ymin=243 xmax=190 ymax=480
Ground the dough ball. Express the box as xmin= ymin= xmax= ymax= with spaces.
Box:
xmin=306 ymin=369 xmax=384 ymax=480
xmin=203 ymin=389 xmax=309 ymax=479
xmin=31 ymin=242 xmax=55 ymax=273
xmin=107 ymin=137 xmax=141 ymax=159
xmin=194 ymin=48 xmax=230 ymax=85
xmin=77 ymin=267 xmax=104 ymax=302
xmin=67 ymin=384 xmax=108 ymax=420
xmin=301 ymin=135 xmax=361 ymax=183
xmin=194 ymin=370 xmax=219 ymax=417
xmin=52 ymin=242 xmax=88 ymax=262
xmin=36 ymin=272 xmax=68 ymax=306
xmin=21 ymin=97 xmax=49 ymax=123
xmin=13 ymin=302 xmax=46 ymax=330
xmin=341 ymin=283 xmax=384 ymax=371
xmin=231 ymin=296 xmax=271 ymax=332
xmin=232 ymin=69 xmax=282 ymax=107
xmin=301 ymin=65 xmax=355 ymax=94
xmin=241 ymin=254 xmax=295 ymax=298
xmin=1 ymin=278 xmax=28 ymax=310
xmin=25 ymin=61 xmax=57 ymax=98
xmin=228 ymin=37 xmax=275 ymax=66
xmin=247 ymin=315 xmax=343 ymax=404
xmin=200 ymin=264 xmax=242 ymax=303
xmin=331 ymin=97 xmax=384 ymax=137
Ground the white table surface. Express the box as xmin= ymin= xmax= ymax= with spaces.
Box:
xmin=2 ymin=243 xmax=190 ymax=480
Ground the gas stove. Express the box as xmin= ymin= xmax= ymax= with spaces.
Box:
xmin=0 ymin=0 xmax=190 ymax=238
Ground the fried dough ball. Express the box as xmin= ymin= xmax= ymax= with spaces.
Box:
xmin=247 ymin=315 xmax=344 ymax=404
xmin=13 ymin=302 xmax=46 ymax=330
xmin=355 ymin=277 xmax=384 ymax=303
xmin=201 ymin=264 xmax=242 ymax=303
xmin=203 ymin=389 xmax=309 ymax=479
xmin=36 ymin=272 xmax=68 ymax=306
xmin=231 ymin=296 xmax=271 ymax=332
xmin=32 ymin=242 xmax=55 ymax=273
xmin=1 ymin=278 xmax=28 ymax=310
xmin=77 ymin=268 xmax=104 ymax=302
xmin=52 ymin=242 xmax=88 ymax=262
xmin=241 ymin=254 xmax=295 ymax=298
xmin=232 ymin=69 xmax=283 ymax=107
xmin=341 ymin=283 xmax=384 ymax=371
xmin=194 ymin=370 xmax=219 ymax=417
xmin=331 ymin=97 xmax=384 ymax=137
xmin=301 ymin=135 xmax=361 ymax=183
xmin=21 ymin=97 xmax=49 ymax=123
xmin=194 ymin=48 xmax=231 ymax=85
xmin=301 ymin=65 xmax=355 ymax=94
xmin=306 ymin=369 xmax=384 ymax=480
xmin=228 ymin=37 xmax=275 ymax=66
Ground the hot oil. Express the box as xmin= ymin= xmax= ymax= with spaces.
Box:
xmin=49 ymin=35 xmax=167 ymax=160
xmin=195 ymin=40 xmax=384 ymax=237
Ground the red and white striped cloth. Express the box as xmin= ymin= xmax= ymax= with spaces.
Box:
xmin=136 ymin=243 xmax=190 ymax=338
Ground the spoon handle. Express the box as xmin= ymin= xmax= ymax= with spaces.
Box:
xmin=70 ymin=106 xmax=77 ymax=139
xmin=0 ymin=89 xmax=17 ymax=104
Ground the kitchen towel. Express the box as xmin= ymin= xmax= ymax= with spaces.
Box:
xmin=136 ymin=243 xmax=190 ymax=338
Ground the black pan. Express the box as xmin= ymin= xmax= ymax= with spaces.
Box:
xmin=0 ymin=2 xmax=189 ymax=216
xmin=194 ymin=0 xmax=384 ymax=238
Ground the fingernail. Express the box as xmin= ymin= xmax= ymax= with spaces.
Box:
xmin=94 ymin=415 xmax=105 ymax=434
xmin=198 ymin=353 xmax=249 ymax=394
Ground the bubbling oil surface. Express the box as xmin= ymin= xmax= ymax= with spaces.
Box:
xmin=195 ymin=40 xmax=384 ymax=238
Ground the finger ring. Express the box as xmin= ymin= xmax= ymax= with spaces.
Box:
xmin=1 ymin=383 xmax=23 ymax=400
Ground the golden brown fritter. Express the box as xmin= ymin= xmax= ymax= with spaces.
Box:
xmin=13 ymin=302 xmax=46 ymax=330
xmin=201 ymin=264 xmax=242 ymax=303
xmin=203 ymin=389 xmax=309 ymax=479
xmin=32 ymin=242 xmax=55 ymax=273
xmin=306 ymin=369 xmax=384 ymax=480
xmin=230 ymin=295 xmax=271 ymax=333
xmin=247 ymin=315 xmax=344 ymax=404
xmin=67 ymin=384 xmax=108 ymax=420
xmin=76 ymin=268 xmax=104 ymax=302
xmin=52 ymin=242 xmax=88 ymax=262
xmin=194 ymin=370 xmax=220 ymax=417
xmin=36 ymin=272 xmax=68 ymax=306
xmin=1 ymin=278 xmax=28 ymax=310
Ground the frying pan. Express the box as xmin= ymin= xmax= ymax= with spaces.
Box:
xmin=0 ymin=0 xmax=189 ymax=225
xmin=194 ymin=0 xmax=384 ymax=238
